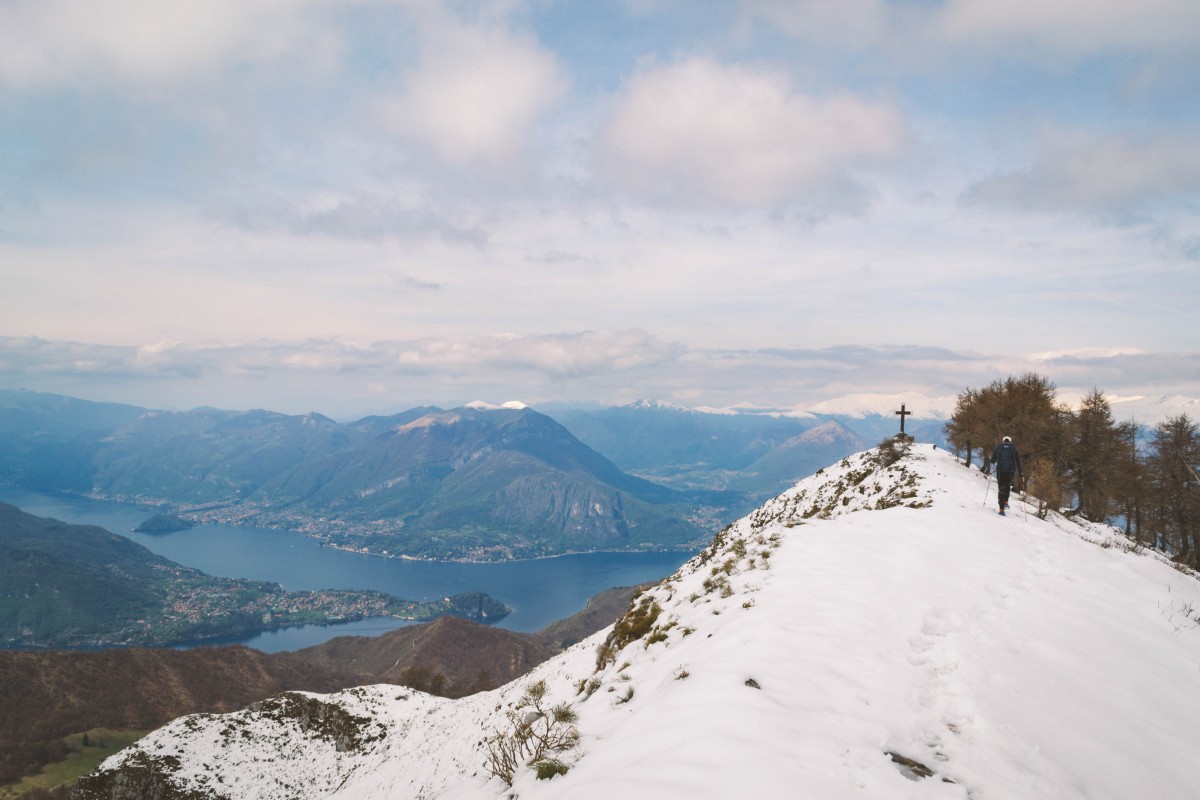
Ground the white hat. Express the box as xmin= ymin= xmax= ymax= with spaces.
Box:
xmin=1003 ymin=436 xmax=1012 ymax=442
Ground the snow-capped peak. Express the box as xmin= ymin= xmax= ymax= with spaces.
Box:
xmin=465 ymin=400 xmax=529 ymax=411
xmin=77 ymin=444 xmax=1200 ymax=800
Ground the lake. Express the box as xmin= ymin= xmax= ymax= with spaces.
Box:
xmin=0 ymin=486 xmax=696 ymax=651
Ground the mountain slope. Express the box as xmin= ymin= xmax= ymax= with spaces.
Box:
xmin=76 ymin=444 xmax=1200 ymax=799
xmin=549 ymin=401 xmax=815 ymax=490
xmin=0 ymin=646 xmax=364 ymax=786
xmin=289 ymin=616 xmax=559 ymax=698
xmin=0 ymin=393 xmax=704 ymax=560
xmin=251 ymin=407 xmax=703 ymax=559
xmin=0 ymin=389 xmax=147 ymax=492
xmin=92 ymin=408 xmax=354 ymax=503
xmin=726 ymin=418 xmax=866 ymax=498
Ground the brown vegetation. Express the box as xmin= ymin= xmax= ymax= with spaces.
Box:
xmin=0 ymin=646 xmax=363 ymax=787
xmin=946 ymin=373 xmax=1200 ymax=565
xmin=290 ymin=616 xmax=560 ymax=698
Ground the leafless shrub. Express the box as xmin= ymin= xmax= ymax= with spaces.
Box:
xmin=483 ymin=681 xmax=579 ymax=786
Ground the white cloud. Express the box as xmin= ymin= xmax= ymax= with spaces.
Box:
xmin=4 ymin=335 xmax=1196 ymax=423
xmin=376 ymin=17 xmax=568 ymax=166
xmin=378 ymin=330 xmax=685 ymax=378
xmin=965 ymin=129 xmax=1200 ymax=215
xmin=744 ymin=0 xmax=1200 ymax=61
xmin=0 ymin=330 xmax=685 ymax=384
xmin=600 ymin=57 xmax=907 ymax=206
xmin=0 ymin=0 xmax=331 ymax=87
xmin=932 ymin=0 xmax=1200 ymax=57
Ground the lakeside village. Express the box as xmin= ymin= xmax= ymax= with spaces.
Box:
xmin=144 ymin=565 xmax=508 ymax=647
xmin=8 ymin=561 xmax=508 ymax=650
xmin=170 ymin=503 xmax=547 ymax=562
xmin=138 ymin=501 xmax=424 ymax=558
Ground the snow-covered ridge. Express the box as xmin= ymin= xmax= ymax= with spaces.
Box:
xmin=77 ymin=444 xmax=1200 ymax=800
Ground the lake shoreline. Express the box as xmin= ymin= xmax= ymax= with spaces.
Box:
xmin=0 ymin=486 xmax=694 ymax=649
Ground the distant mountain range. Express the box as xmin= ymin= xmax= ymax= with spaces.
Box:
xmin=0 ymin=389 xmax=949 ymax=560
xmin=0 ymin=391 xmax=708 ymax=560
xmin=548 ymin=399 xmax=947 ymax=496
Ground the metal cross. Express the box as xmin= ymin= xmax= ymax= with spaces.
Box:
xmin=895 ymin=403 xmax=912 ymax=435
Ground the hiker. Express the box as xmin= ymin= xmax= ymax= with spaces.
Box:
xmin=989 ymin=436 xmax=1024 ymax=516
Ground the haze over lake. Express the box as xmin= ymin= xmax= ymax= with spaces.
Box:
xmin=0 ymin=486 xmax=693 ymax=651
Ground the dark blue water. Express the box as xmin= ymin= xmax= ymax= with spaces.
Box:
xmin=0 ymin=487 xmax=694 ymax=651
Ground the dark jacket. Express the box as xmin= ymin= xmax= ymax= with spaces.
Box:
xmin=990 ymin=441 xmax=1023 ymax=476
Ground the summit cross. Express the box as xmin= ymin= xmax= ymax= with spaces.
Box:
xmin=895 ymin=403 xmax=912 ymax=435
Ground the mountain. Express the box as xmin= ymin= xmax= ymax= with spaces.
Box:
xmin=249 ymin=406 xmax=703 ymax=559
xmin=0 ymin=392 xmax=706 ymax=560
xmin=0 ymin=503 xmax=509 ymax=648
xmin=0 ymin=389 xmax=147 ymax=492
xmin=289 ymin=616 xmax=559 ymax=699
xmin=0 ymin=645 xmax=364 ymax=786
xmin=548 ymin=400 xmax=815 ymax=490
xmin=90 ymin=407 xmax=354 ymax=504
xmin=725 ymin=419 xmax=866 ymax=497
xmin=74 ymin=444 xmax=1200 ymax=798
xmin=547 ymin=399 xmax=949 ymax=498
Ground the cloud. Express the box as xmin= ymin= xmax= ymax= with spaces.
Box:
xmin=210 ymin=191 xmax=489 ymax=246
xmin=964 ymin=129 xmax=1200 ymax=217
xmin=744 ymin=0 xmax=1200 ymax=62
xmin=376 ymin=16 xmax=568 ymax=167
xmin=600 ymin=57 xmax=907 ymax=207
xmin=0 ymin=0 xmax=332 ymax=88
xmin=931 ymin=0 xmax=1200 ymax=57
xmin=0 ymin=330 xmax=686 ymax=383
xmin=5 ymin=335 xmax=1195 ymax=423
xmin=377 ymin=330 xmax=687 ymax=378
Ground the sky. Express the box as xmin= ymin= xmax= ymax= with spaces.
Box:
xmin=2 ymin=0 xmax=1199 ymax=419
xmin=86 ymin=445 xmax=1200 ymax=799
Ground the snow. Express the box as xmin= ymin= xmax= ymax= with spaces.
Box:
xmin=1105 ymin=394 xmax=1200 ymax=424
xmin=86 ymin=445 xmax=1200 ymax=799
xmin=465 ymin=400 xmax=529 ymax=410
xmin=801 ymin=392 xmax=957 ymax=419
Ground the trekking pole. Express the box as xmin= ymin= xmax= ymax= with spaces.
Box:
xmin=1180 ymin=453 xmax=1200 ymax=487
xmin=982 ymin=474 xmax=991 ymax=506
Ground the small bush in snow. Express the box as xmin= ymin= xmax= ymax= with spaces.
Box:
xmin=483 ymin=681 xmax=579 ymax=787
xmin=535 ymin=759 xmax=570 ymax=780
xmin=605 ymin=595 xmax=663 ymax=655
xmin=877 ymin=436 xmax=911 ymax=467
